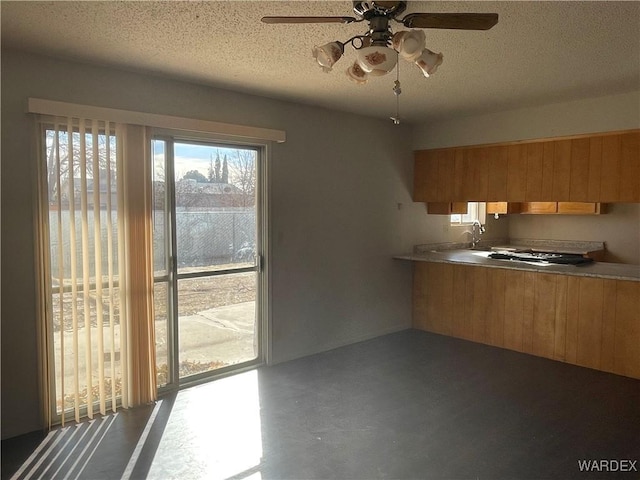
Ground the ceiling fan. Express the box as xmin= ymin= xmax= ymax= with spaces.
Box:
xmin=262 ymin=1 xmax=498 ymax=30
xmin=262 ymin=1 xmax=498 ymax=123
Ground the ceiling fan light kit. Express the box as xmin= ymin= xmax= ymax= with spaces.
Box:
xmin=415 ymin=48 xmax=443 ymax=77
xmin=311 ymin=41 xmax=345 ymax=73
xmin=394 ymin=29 xmax=426 ymax=61
xmin=346 ymin=61 xmax=369 ymax=84
xmin=264 ymin=1 xmax=497 ymax=121
xmin=356 ymin=45 xmax=398 ymax=76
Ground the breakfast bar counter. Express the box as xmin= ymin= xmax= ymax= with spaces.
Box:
xmin=394 ymin=249 xmax=640 ymax=282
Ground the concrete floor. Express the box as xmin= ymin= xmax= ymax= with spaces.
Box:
xmin=177 ymin=301 xmax=257 ymax=365
xmin=3 ymin=329 xmax=639 ymax=480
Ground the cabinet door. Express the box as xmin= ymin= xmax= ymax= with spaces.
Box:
xmin=436 ymin=149 xmax=455 ymax=202
xmin=587 ymin=136 xmax=603 ymax=201
xmin=460 ymin=149 xmax=475 ymax=201
xmin=506 ymin=144 xmax=527 ymax=201
xmin=599 ymin=134 xmax=621 ymax=202
xmin=552 ymin=140 xmax=572 ymax=201
xmin=618 ymin=131 xmax=640 ymax=202
xmin=428 ymin=262 xmax=454 ymax=336
xmin=413 ymin=150 xmax=439 ymax=202
xmin=453 ymin=149 xmax=466 ymax=201
xmin=413 ymin=262 xmax=455 ymax=336
xmin=541 ymin=141 xmax=555 ymax=199
xmin=575 ymin=277 xmax=605 ymax=370
xmin=486 ymin=146 xmax=508 ymax=201
xmin=569 ymin=138 xmax=590 ymax=201
xmin=532 ymin=273 xmax=558 ymax=360
xmin=467 ymin=147 xmax=488 ymax=201
xmin=525 ymin=142 xmax=544 ymax=201
xmin=614 ymin=281 xmax=640 ymax=379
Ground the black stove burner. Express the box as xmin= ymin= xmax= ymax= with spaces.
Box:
xmin=488 ymin=251 xmax=593 ymax=265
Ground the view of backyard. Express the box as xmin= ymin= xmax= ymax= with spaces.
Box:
xmin=53 ymin=270 xmax=256 ymax=411
xmin=46 ymin=130 xmax=260 ymax=414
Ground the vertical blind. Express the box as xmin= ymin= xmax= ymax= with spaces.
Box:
xmin=36 ymin=117 xmax=156 ymax=426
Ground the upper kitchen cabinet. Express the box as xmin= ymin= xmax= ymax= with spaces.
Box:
xmin=413 ymin=130 xmax=640 ymax=203
xmin=616 ymin=131 xmax=640 ymax=202
xmin=486 ymin=146 xmax=508 ymax=201
xmin=506 ymin=144 xmax=527 ymax=202
xmin=413 ymin=149 xmax=439 ymax=202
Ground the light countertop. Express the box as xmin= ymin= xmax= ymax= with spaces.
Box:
xmin=394 ymin=249 xmax=640 ymax=282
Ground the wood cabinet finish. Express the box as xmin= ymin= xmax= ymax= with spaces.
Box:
xmin=426 ymin=202 xmax=468 ymax=215
xmin=486 ymin=146 xmax=508 ymax=201
xmin=557 ymin=202 xmax=603 ymax=214
xmin=569 ymin=138 xmax=591 ymax=201
xmin=599 ymin=134 xmax=622 ymax=202
xmin=506 ymin=144 xmax=527 ymax=202
xmin=437 ymin=149 xmax=456 ymax=202
xmin=412 ymin=262 xmax=640 ymax=379
xmin=520 ymin=202 xmax=603 ymax=215
xmin=525 ymin=142 xmax=544 ymax=201
xmin=486 ymin=202 xmax=521 ymax=214
xmin=520 ymin=202 xmax=557 ymax=214
xmin=413 ymin=129 xmax=640 ymax=204
xmin=413 ymin=150 xmax=437 ymax=202
xmin=552 ymin=140 xmax=572 ymax=201
xmin=619 ymin=131 xmax=640 ymax=202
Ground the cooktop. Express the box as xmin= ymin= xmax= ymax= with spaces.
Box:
xmin=488 ymin=251 xmax=594 ymax=265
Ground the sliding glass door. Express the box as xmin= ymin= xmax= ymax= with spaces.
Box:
xmin=152 ymin=137 xmax=265 ymax=388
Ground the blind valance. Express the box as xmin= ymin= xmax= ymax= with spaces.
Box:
xmin=28 ymin=98 xmax=286 ymax=143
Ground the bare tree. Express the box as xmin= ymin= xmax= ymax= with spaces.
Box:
xmin=222 ymin=155 xmax=229 ymax=184
xmin=45 ymin=128 xmax=117 ymax=207
xmin=228 ymin=149 xmax=256 ymax=207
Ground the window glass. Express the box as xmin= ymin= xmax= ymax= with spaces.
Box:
xmin=451 ymin=202 xmax=485 ymax=224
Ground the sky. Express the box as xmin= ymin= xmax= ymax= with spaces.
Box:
xmin=152 ymin=141 xmax=256 ymax=182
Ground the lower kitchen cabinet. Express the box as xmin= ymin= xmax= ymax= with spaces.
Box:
xmin=412 ymin=262 xmax=640 ymax=379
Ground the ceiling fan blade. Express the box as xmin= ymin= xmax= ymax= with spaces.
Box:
xmin=401 ymin=13 xmax=498 ymax=30
xmin=261 ymin=16 xmax=357 ymax=24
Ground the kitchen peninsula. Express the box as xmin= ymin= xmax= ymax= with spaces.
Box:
xmin=396 ymin=242 xmax=640 ymax=380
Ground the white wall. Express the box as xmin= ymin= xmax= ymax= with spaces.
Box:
xmin=412 ymin=91 xmax=640 ymax=264
xmin=1 ymin=49 xmax=429 ymax=439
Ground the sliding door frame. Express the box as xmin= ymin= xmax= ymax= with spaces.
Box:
xmin=153 ymin=130 xmax=270 ymax=393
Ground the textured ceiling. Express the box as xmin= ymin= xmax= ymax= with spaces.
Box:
xmin=2 ymin=1 xmax=639 ymax=124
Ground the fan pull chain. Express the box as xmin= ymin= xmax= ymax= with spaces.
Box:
xmin=391 ymin=52 xmax=401 ymax=125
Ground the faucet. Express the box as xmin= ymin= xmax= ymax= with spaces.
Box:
xmin=471 ymin=220 xmax=486 ymax=249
